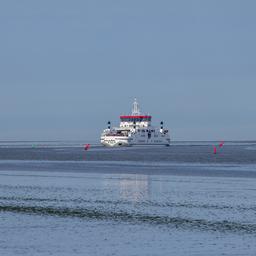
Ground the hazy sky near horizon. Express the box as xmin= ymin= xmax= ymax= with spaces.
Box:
xmin=0 ymin=0 xmax=256 ymax=141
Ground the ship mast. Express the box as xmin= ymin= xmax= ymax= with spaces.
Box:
xmin=132 ymin=98 xmax=141 ymax=115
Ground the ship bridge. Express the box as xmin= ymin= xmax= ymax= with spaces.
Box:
xmin=120 ymin=99 xmax=152 ymax=128
xmin=120 ymin=115 xmax=152 ymax=122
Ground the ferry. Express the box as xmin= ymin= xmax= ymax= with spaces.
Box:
xmin=100 ymin=99 xmax=170 ymax=147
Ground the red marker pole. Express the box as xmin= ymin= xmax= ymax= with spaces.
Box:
xmin=84 ymin=144 xmax=90 ymax=151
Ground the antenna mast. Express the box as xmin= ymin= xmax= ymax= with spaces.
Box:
xmin=132 ymin=98 xmax=141 ymax=115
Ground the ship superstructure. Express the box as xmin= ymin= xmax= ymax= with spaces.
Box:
xmin=100 ymin=99 xmax=170 ymax=147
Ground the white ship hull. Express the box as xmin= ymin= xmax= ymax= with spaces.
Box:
xmin=100 ymin=136 xmax=130 ymax=147
xmin=101 ymin=131 xmax=170 ymax=147
xmin=101 ymin=138 xmax=170 ymax=147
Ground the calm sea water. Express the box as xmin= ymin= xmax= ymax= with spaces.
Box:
xmin=0 ymin=141 xmax=256 ymax=255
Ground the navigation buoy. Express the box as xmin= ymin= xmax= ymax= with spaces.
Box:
xmin=219 ymin=141 xmax=224 ymax=148
xmin=84 ymin=144 xmax=90 ymax=151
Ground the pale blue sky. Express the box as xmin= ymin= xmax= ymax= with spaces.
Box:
xmin=0 ymin=0 xmax=255 ymax=141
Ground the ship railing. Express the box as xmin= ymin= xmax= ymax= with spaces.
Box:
xmin=105 ymin=133 xmax=128 ymax=137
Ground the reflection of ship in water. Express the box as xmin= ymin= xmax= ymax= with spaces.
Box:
xmin=119 ymin=175 xmax=150 ymax=202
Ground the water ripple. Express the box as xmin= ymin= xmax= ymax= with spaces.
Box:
xmin=1 ymin=204 xmax=256 ymax=234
